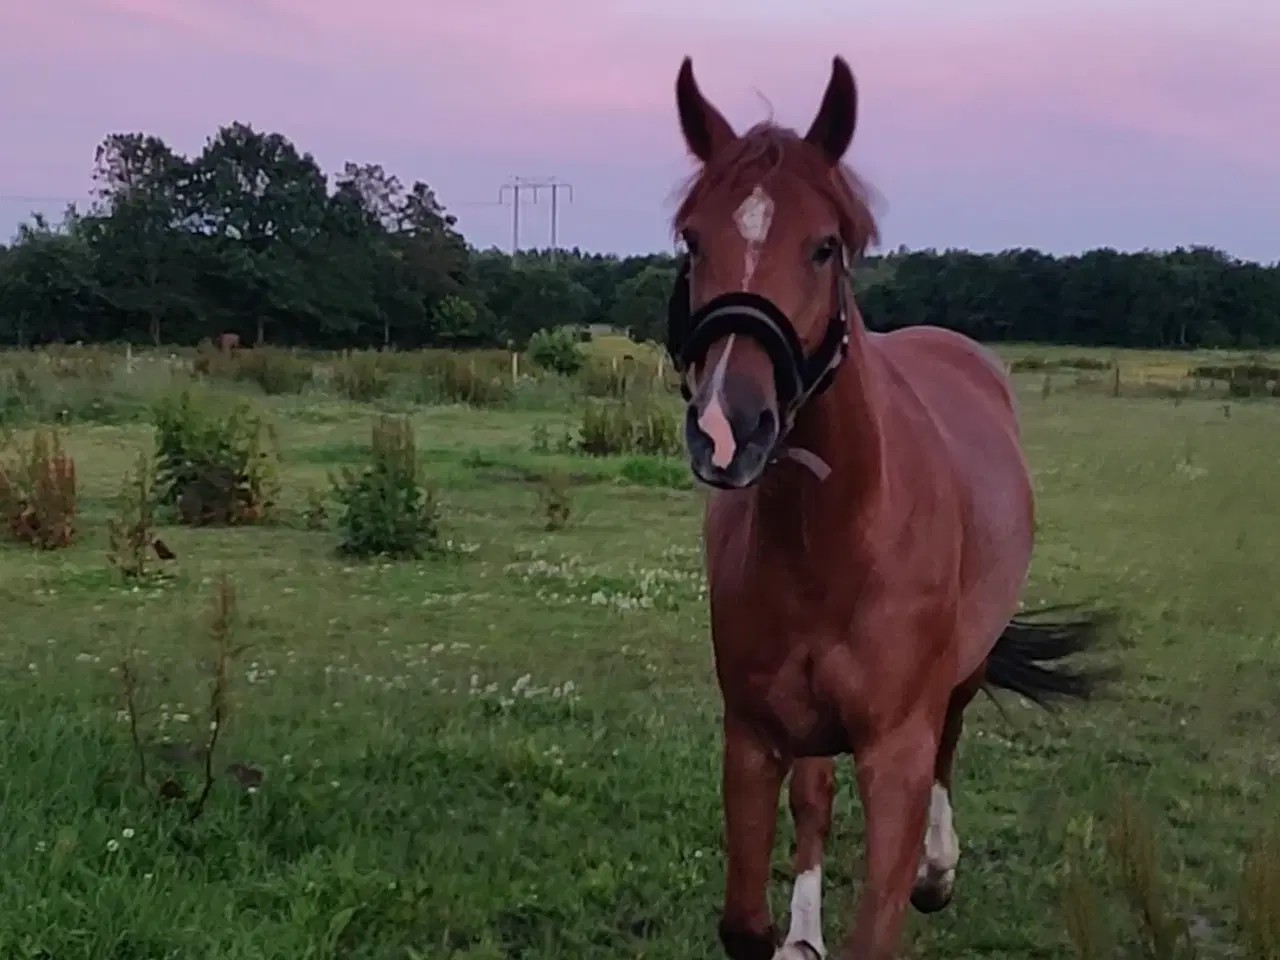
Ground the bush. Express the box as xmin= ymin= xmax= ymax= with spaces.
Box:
xmin=412 ymin=353 xmax=510 ymax=407
xmin=233 ymin=348 xmax=313 ymax=395
xmin=539 ymin=470 xmax=572 ymax=531
xmin=576 ymin=398 xmax=683 ymax=457
xmin=578 ymin=353 xmax=669 ymax=399
xmin=1011 ymin=354 xmax=1113 ymax=373
xmin=0 ymin=427 xmax=77 ymax=549
xmin=1190 ymin=360 xmax=1280 ymax=398
xmin=153 ymin=390 xmax=280 ymax=526
xmin=1061 ymin=790 xmax=1280 ymax=959
xmin=0 ymin=354 xmax=160 ymax=426
xmin=528 ymin=327 xmax=586 ymax=377
xmin=192 ymin=339 xmax=237 ymax=379
xmin=332 ymin=415 xmax=440 ymax=558
xmin=106 ymin=451 xmax=161 ymax=580
xmin=334 ymin=352 xmax=392 ymax=402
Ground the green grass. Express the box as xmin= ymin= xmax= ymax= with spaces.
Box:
xmin=2 ymin=351 xmax=1279 ymax=958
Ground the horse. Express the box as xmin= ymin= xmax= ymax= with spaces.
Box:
xmin=666 ymin=56 xmax=1112 ymax=960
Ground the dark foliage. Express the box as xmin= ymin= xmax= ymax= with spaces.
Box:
xmin=1 ymin=124 xmax=1277 ymax=349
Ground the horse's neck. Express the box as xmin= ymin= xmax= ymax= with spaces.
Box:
xmin=753 ymin=326 xmax=887 ymax=555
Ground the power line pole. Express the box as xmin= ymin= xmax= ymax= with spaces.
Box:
xmin=497 ymin=179 xmax=524 ymax=258
xmin=498 ymin=176 xmax=573 ymax=263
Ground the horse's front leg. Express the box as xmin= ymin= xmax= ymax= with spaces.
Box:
xmin=841 ymin=714 xmax=939 ymax=960
xmin=718 ymin=711 xmax=789 ymax=960
xmin=776 ymin=758 xmax=836 ymax=959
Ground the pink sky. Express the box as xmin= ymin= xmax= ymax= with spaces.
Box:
xmin=3 ymin=0 xmax=1278 ymax=261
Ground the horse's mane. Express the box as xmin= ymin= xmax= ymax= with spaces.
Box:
xmin=672 ymin=122 xmax=881 ymax=259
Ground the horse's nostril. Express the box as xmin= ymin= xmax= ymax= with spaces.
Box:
xmin=748 ymin=407 xmax=778 ymax=446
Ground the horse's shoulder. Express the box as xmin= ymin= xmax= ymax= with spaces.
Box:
xmin=870 ymin=326 xmax=1014 ymax=418
xmin=872 ymin=325 xmax=1004 ymax=378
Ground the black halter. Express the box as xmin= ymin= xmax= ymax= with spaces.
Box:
xmin=664 ymin=252 xmax=852 ymax=434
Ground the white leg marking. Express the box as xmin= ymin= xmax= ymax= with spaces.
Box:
xmin=916 ymin=783 xmax=960 ymax=887
xmin=734 ymin=185 xmax=774 ymax=290
xmin=774 ymin=866 xmax=825 ymax=959
xmin=696 ymin=334 xmax=737 ymax=468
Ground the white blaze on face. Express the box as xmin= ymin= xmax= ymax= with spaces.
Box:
xmin=917 ymin=782 xmax=960 ymax=887
xmin=776 ymin=866 xmax=826 ymax=959
xmin=734 ymin=185 xmax=774 ymax=289
xmin=695 ymin=334 xmax=737 ymax=468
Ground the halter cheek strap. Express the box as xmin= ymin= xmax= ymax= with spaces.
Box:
xmin=665 ymin=250 xmax=853 ymax=465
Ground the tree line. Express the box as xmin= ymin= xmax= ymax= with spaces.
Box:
xmin=1 ymin=122 xmax=1277 ymax=350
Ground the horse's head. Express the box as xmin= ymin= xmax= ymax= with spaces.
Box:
xmin=668 ymin=57 xmax=879 ymax=489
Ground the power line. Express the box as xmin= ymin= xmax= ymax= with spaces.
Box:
xmin=497 ymin=176 xmax=573 ymax=262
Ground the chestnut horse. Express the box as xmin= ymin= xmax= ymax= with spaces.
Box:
xmin=666 ymin=57 xmax=1110 ymax=960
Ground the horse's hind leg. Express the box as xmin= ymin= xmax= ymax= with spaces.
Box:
xmin=775 ymin=758 xmax=835 ymax=959
xmin=910 ymin=669 xmax=983 ymax=914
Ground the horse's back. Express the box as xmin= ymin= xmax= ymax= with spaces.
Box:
xmin=871 ymin=324 xmax=1021 ymax=472
xmin=872 ymin=325 xmax=1014 ymax=430
xmin=871 ymin=324 xmax=1034 ymax=671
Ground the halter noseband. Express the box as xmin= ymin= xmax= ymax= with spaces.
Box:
xmin=664 ymin=250 xmax=852 ymax=441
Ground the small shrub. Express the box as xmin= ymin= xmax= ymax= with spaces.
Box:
xmin=531 ymin=422 xmax=552 ymax=453
xmin=1012 ymin=354 xmax=1113 ymax=374
xmin=106 ymin=451 xmax=161 ymax=580
xmin=1056 ymin=791 xmax=1280 ymax=960
xmin=0 ymin=358 xmax=162 ymax=427
xmin=303 ymin=485 xmax=329 ymax=531
xmin=332 ymin=415 xmax=440 ymax=558
xmin=42 ymin=344 xmax=118 ymax=383
xmin=334 ymin=352 xmax=392 ymax=402
xmin=192 ymin=339 xmax=237 ymax=380
xmin=1104 ymin=792 xmax=1196 ymax=958
xmin=528 ymin=327 xmax=586 ymax=377
xmin=1190 ymin=360 xmax=1280 ymax=384
xmin=577 ymin=398 xmax=683 ymax=457
xmin=413 ymin=353 xmax=511 ymax=406
xmin=1239 ymin=830 xmax=1280 ymax=960
xmin=117 ymin=574 xmax=256 ymax=822
xmin=530 ymin=422 xmax=574 ymax=455
xmin=579 ymin=358 xmax=632 ymax=398
xmin=0 ymin=427 xmax=77 ymax=549
xmin=578 ymin=353 xmax=667 ymax=399
xmin=153 ymin=390 xmax=280 ymax=526
xmin=539 ymin=471 xmax=572 ymax=531
xmin=233 ymin=348 xmax=313 ymax=395
xmin=0 ymin=364 xmax=45 ymax=422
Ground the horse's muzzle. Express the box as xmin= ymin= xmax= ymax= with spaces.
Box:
xmin=684 ymin=376 xmax=779 ymax=489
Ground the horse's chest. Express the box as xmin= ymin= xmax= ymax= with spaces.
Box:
xmin=717 ymin=638 xmax=852 ymax=759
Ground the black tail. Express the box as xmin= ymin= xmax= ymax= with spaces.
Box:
xmin=984 ymin=604 xmax=1118 ymax=711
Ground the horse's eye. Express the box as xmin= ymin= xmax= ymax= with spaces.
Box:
xmin=680 ymin=230 xmax=701 ymax=257
xmin=812 ymin=237 xmax=840 ymax=266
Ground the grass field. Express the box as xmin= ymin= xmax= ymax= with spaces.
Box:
xmin=2 ymin=342 xmax=1279 ymax=959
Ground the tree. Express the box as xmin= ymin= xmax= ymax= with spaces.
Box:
xmin=610 ymin=264 xmax=677 ymax=343
xmin=189 ymin=122 xmax=330 ymax=345
xmin=88 ymin=133 xmax=195 ymax=344
xmin=0 ymin=215 xmax=100 ymax=345
xmin=2 ymin=118 xmax=1277 ymax=351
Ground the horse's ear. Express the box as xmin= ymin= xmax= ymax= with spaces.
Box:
xmin=804 ymin=56 xmax=858 ymax=164
xmin=676 ymin=57 xmax=736 ymax=163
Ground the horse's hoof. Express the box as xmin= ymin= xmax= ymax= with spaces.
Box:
xmin=909 ymin=876 xmax=954 ymax=914
xmin=773 ymin=942 xmax=823 ymax=960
